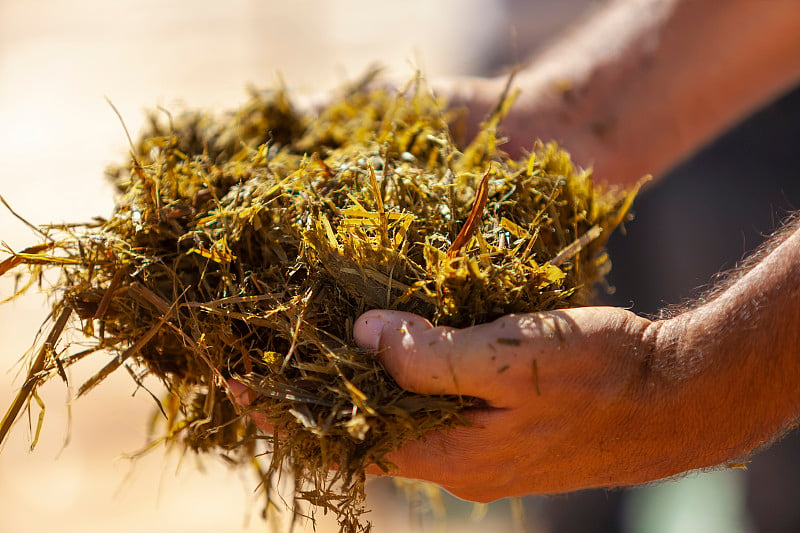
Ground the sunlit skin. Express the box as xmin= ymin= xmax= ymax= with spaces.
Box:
xmin=235 ymin=219 xmax=800 ymax=503
xmin=238 ymin=0 xmax=800 ymax=501
xmin=346 ymin=219 xmax=800 ymax=502
xmin=437 ymin=0 xmax=800 ymax=189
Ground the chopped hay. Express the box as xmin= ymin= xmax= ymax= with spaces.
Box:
xmin=0 ymin=73 xmax=638 ymax=532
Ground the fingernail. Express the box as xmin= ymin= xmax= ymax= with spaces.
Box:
xmin=353 ymin=312 xmax=386 ymax=351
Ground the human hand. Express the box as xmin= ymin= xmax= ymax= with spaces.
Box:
xmin=235 ymin=220 xmax=797 ymax=502
xmin=350 ymin=307 xmax=720 ymax=502
xmin=429 ymin=73 xmax=629 ymax=186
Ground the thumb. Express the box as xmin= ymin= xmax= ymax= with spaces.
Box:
xmin=353 ymin=310 xmax=490 ymax=398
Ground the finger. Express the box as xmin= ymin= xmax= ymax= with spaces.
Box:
xmin=355 ymin=308 xmax=595 ymax=403
xmin=365 ymin=408 xmax=501 ymax=486
xmin=228 ymin=379 xmax=255 ymax=404
xmin=355 ymin=310 xmax=543 ymax=401
xmin=227 ymin=379 xmax=273 ymax=432
xmin=355 ymin=309 xmax=468 ymax=395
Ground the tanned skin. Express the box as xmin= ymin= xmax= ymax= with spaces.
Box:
xmin=240 ymin=0 xmax=800 ymax=501
xmin=352 ymin=0 xmax=800 ymax=500
xmin=439 ymin=0 xmax=800 ymax=187
xmin=353 ymin=218 xmax=800 ymax=502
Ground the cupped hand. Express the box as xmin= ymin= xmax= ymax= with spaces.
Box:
xmin=351 ymin=307 xmax=702 ymax=503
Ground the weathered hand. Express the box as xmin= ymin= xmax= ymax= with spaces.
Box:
xmin=352 ymin=307 xmax=704 ymax=502
xmin=352 ymin=214 xmax=800 ymax=506
xmin=236 ymin=217 xmax=800 ymax=502
xmin=355 ymin=307 xmax=780 ymax=501
xmin=430 ymin=73 xmax=644 ymax=188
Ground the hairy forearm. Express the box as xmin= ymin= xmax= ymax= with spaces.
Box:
xmin=651 ymin=216 xmax=800 ymax=468
xmin=477 ymin=0 xmax=800 ymax=186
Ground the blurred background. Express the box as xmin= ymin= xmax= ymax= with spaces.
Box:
xmin=1 ymin=1 xmax=799 ymax=532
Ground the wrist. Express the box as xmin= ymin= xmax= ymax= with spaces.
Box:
xmin=634 ymin=313 xmax=748 ymax=474
xmin=648 ymin=264 xmax=800 ymax=473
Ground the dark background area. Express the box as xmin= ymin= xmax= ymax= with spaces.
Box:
xmin=538 ymin=84 xmax=800 ymax=533
xmin=605 ymin=86 xmax=800 ymax=318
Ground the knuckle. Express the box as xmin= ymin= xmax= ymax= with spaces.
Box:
xmin=394 ymin=349 xmax=420 ymax=391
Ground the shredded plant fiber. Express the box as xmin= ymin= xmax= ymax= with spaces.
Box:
xmin=0 ymin=74 xmax=637 ymax=532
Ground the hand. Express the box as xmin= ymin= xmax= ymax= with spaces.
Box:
xmin=430 ymin=73 xmax=641 ymax=188
xmin=434 ymin=0 xmax=800 ymax=190
xmin=352 ymin=307 xmax=709 ymax=502
xmin=235 ymin=218 xmax=800 ymax=502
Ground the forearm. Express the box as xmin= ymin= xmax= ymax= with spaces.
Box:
xmin=653 ymin=216 xmax=800 ymax=468
xmin=475 ymin=0 xmax=800 ymax=186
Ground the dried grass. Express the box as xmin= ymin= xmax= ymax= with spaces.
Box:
xmin=0 ymin=73 xmax=637 ymax=532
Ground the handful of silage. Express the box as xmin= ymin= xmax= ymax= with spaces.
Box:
xmin=0 ymin=77 xmax=636 ymax=532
